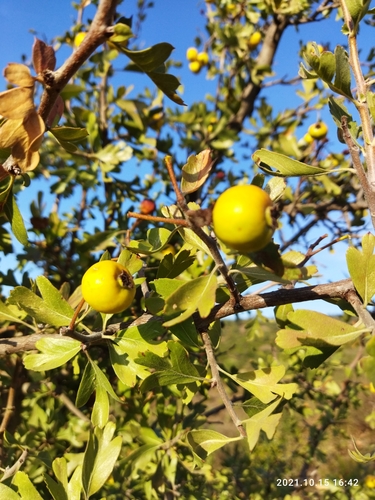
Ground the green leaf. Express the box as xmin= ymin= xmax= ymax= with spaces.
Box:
xmin=117 ymin=248 xmax=143 ymax=275
xmin=127 ymin=227 xmax=175 ymax=254
xmin=89 ymin=358 xmax=122 ymax=404
xmin=276 ymin=310 xmax=364 ymax=367
xmin=187 ymin=430 xmax=242 ymax=459
xmin=109 ymin=22 xmax=133 ymax=44
xmin=346 ymin=233 xmax=375 ymax=306
xmin=91 ymin=383 xmax=109 ymax=428
xmin=168 ymin=319 xmax=200 ymax=348
xmin=36 ymin=276 xmax=75 ymax=318
xmin=328 ymin=96 xmax=360 ymax=145
xmin=24 ymin=337 xmax=81 ymax=372
xmin=181 ymin=150 xmax=214 ymax=194
xmin=44 ymin=474 xmax=68 ymax=500
xmin=156 ymin=249 xmax=196 ymax=279
xmin=138 ymin=340 xmax=202 ymax=391
xmin=50 ymin=126 xmax=88 ymax=143
xmin=8 ymin=286 xmax=73 ymax=327
xmin=66 ymin=466 xmax=82 ymax=500
xmin=82 ymin=423 xmax=122 ymax=497
xmin=222 ymin=365 xmax=298 ymax=404
xmin=122 ymin=43 xmax=174 ymax=73
xmin=163 ymin=273 xmax=217 ymax=327
xmin=0 ymin=300 xmax=28 ymax=325
xmin=12 ymin=471 xmax=43 ymax=500
xmin=110 ymin=322 xmax=167 ymax=387
xmin=76 ymin=361 xmax=96 ymax=408
xmin=252 ymin=149 xmax=327 ymax=177
xmin=243 ymin=398 xmax=282 ymax=451
xmin=147 ymin=72 xmax=186 ymax=106
xmin=3 ymin=193 xmax=28 ymax=246
xmin=121 ymin=43 xmax=185 ymax=105
xmin=0 ymin=484 xmax=21 ymax=500
xmin=333 ymin=46 xmax=352 ymax=99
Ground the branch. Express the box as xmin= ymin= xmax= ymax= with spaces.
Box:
xmin=229 ymin=14 xmax=289 ymax=130
xmin=38 ymin=0 xmax=117 ymax=121
xmin=201 ymin=331 xmax=246 ymax=436
xmin=0 ymin=279 xmax=358 ymax=356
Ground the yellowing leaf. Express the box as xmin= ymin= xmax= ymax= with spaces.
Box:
xmin=222 ymin=365 xmax=297 ymax=404
xmin=243 ymin=398 xmax=282 ymax=451
xmin=0 ymin=87 xmax=34 ymax=119
xmin=181 ymin=149 xmax=214 ymax=194
xmin=4 ymin=63 xmax=34 ymax=87
xmin=346 ymin=233 xmax=375 ymax=306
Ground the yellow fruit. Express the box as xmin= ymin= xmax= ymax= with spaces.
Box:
xmin=248 ymin=31 xmax=262 ymax=50
xmin=303 ymin=132 xmax=314 ymax=145
xmin=81 ymin=260 xmax=135 ymax=314
xmin=308 ymin=121 xmax=328 ymax=140
xmin=197 ymin=52 xmax=209 ymax=65
xmin=161 ymin=244 xmax=176 ymax=257
xmin=365 ymin=475 xmax=375 ymax=488
xmin=186 ymin=47 xmax=198 ymax=61
xmin=212 ymin=184 xmax=274 ymax=253
xmin=74 ymin=32 xmax=87 ymax=48
xmin=189 ymin=61 xmax=202 ymax=73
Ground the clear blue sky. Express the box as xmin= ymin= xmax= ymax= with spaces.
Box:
xmin=0 ymin=1 xmax=370 ymax=315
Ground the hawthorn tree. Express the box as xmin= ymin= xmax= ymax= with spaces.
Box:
xmin=1 ymin=0 xmax=375 ymax=498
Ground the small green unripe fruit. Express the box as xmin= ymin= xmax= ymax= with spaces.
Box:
xmin=212 ymin=184 xmax=274 ymax=253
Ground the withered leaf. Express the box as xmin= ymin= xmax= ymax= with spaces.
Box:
xmin=23 ymin=110 xmax=45 ymax=152
xmin=4 ymin=63 xmax=35 ymax=87
xmin=32 ymin=38 xmax=56 ymax=74
xmin=181 ymin=149 xmax=214 ymax=194
xmin=0 ymin=87 xmax=34 ymax=120
xmin=0 ymin=118 xmax=25 ymax=149
xmin=46 ymin=95 xmax=64 ymax=128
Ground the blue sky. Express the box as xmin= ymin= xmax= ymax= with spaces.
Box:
xmin=0 ymin=1 xmax=370 ymax=315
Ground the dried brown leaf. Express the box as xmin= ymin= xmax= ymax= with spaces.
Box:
xmin=23 ymin=111 xmax=45 ymax=151
xmin=32 ymin=38 xmax=56 ymax=74
xmin=0 ymin=118 xmax=25 ymax=149
xmin=181 ymin=149 xmax=214 ymax=194
xmin=46 ymin=95 xmax=64 ymax=128
xmin=0 ymin=87 xmax=34 ymax=120
xmin=4 ymin=63 xmax=34 ymax=87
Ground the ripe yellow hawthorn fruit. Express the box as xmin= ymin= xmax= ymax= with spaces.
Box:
xmin=81 ymin=260 xmax=136 ymax=314
xmin=303 ymin=132 xmax=314 ymax=145
xmin=197 ymin=52 xmax=209 ymax=65
xmin=248 ymin=31 xmax=262 ymax=50
xmin=212 ymin=184 xmax=274 ymax=253
xmin=308 ymin=121 xmax=328 ymax=140
xmin=189 ymin=61 xmax=201 ymax=73
xmin=74 ymin=32 xmax=87 ymax=48
xmin=186 ymin=47 xmax=199 ymax=61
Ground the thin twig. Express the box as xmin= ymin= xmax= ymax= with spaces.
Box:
xmin=164 ymin=155 xmax=242 ymax=306
xmin=201 ymin=331 xmax=246 ymax=437
xmin=0 ymin=449 xmax=28 ymax=482
xmin=341 ymin=116 xmax=375 ymax=229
